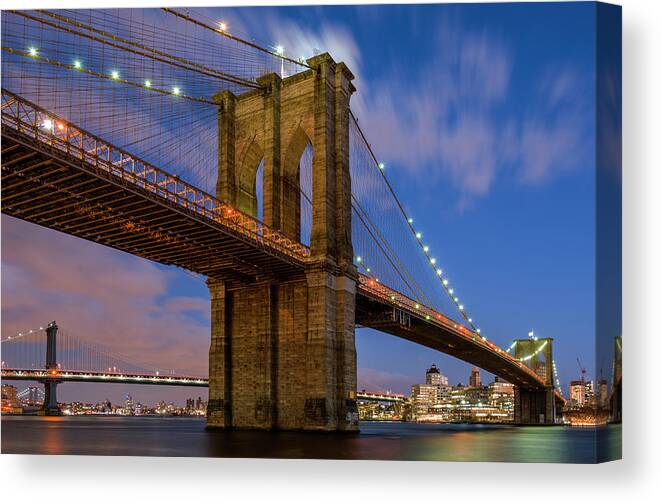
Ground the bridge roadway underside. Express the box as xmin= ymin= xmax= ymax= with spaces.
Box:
xmin=1 ymin=127 xmax=305 ymax=282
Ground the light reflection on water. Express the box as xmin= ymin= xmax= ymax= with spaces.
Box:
xmin=1 ymin=416 xmax=621 ymax=463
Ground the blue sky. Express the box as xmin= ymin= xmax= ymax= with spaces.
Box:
xmin=2 ymin=3 xmax=606 ymax=404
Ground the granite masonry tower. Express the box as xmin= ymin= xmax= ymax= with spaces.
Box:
xmin=206 ymin=53 xmax=358 ymax=431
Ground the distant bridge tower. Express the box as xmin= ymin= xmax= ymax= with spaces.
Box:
xmin=42 ymin=321 xmax=61 ymax=416
xmin=207 ymin=53 xmax=358 ymax=431
xmin=513 ymin=337 xmax=556 ymax=424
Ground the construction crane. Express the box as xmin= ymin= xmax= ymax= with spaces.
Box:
xmin=576 ymin=357 xmax=586 ymax=382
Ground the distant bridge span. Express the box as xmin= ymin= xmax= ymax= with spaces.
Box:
xmin=1 ymin=369 xmax=403 ymax=405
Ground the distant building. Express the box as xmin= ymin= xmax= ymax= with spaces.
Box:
xmin=425 ymin=364 xmax=448 ymax=386
xmin=411 ymin=383 xmax=439 ymax=415
xmin=124 ymin=394 xmax=134 ymax=415
xmin=469 ymin=367 xmax=481 ymax=388
xmin=186 ymin=398 xmax=195 ymax=412
xmin=404 ymin=366 xmax=515 ymax=423
xmin=489 ymin=378 xmax=515 ymax=416
xmin=569 ymin=380 xmax=586 ymax=406
xmin=585 ymin=380 xmax=595 ymax=404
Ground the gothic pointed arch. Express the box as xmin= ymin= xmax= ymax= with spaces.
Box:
xmin=237 ymin=138 xmax=264 ymax=218
xmin=282 ymin=125 xmax=313 ymax=242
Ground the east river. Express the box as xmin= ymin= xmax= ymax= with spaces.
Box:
xmin=1 ymin=416 xmax=621 ymax=463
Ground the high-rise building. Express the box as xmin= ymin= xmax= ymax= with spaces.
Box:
xmin=186 ymin=398 xmax=195 ymax=412
xmin=585 ymin=380 xmax=595 ymax=404
xmin=569 ymin=380 xmax=586 ymax=406
xmin=469 ymin=367 xmax=481 ymax=388
xmin=124 ymin=394 xmax=134 ymax=415
xmin=425 ymin=364 xmax=448 ymax=386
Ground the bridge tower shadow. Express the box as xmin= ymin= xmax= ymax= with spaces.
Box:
xmin=207 ymin=53 xmax=358 ymax=431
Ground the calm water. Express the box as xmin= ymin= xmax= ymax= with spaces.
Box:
xmin=1 ymin=416 xmax=621 ymax=463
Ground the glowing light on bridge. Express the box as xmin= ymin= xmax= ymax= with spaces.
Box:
xmin=73 ymin=60 xmax=81 ymax=69
xmin=172 ymin=87 xmax=181 ymax=95
xmin=275 ymin=45 xmax=284 ymax=55
xmin=378 ymin=162 xmax=385 ymax=170
xmin=28 ymin=46 xmax=37 ymax=56
xmin=144 ymin=80 xmax=151 ymax=87
xmin=111 ymin=70 xmax=119 ymax=79
xmin=218 ymin=21 xmax=227 ymax=31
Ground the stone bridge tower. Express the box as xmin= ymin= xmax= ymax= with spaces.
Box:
xmin=206 ymin=53 xmax=358 ymax=431
xmin=513 ymin=337 xmax=556 ymax=424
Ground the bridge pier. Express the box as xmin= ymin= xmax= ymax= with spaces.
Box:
xmin=207 ymin=270 xmax=357 ymax=431
xmin=207 ymin=53 xmax=358 ymax=431
xmin=514 ymin=387 xmax=555 ymax=424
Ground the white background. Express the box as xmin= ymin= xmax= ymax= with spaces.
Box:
xmin=1 ymin=0 xmax=659 ymax=501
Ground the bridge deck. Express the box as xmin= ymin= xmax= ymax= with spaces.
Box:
xmin=1 ymin=370 xmax=403 ymax=403
xmin=1 ymin=91 xmax=308 ymax=281
xmin=1 ymin=369 xmax=209 ymax=387
xmin=357 ymin=279 xmax=562 ymax=400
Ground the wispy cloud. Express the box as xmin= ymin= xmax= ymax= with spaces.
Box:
xmin=350 ymin=27 xmax=591 ymax=211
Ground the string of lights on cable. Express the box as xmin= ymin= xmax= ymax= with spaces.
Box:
xmin=349 ymin=112 xmax=484 ymax=338
xmin=0 ymin=326 xmax=47 ymax=344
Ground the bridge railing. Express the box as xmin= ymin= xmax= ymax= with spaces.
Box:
xmin=1 ymin=89 xmax=310 ymax=262
xmin=357 ymin=274 xmax=550 ymax=387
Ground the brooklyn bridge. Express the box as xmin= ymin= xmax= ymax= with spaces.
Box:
xmin=1 ymin=8 xmax=565 ymax=429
